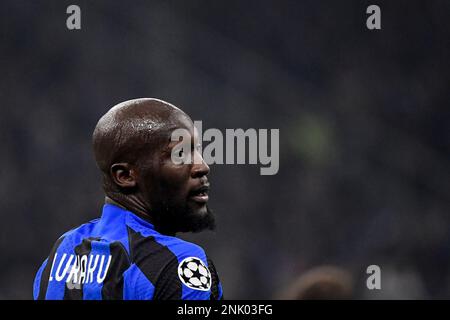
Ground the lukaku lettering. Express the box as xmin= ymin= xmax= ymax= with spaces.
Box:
xmin=48 ymin=253 xmax=112 ymax=285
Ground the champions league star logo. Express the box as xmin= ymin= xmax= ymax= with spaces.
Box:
xmin=177 ymin=257 xmax=212 ymax=291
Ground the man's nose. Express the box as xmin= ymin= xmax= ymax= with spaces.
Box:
xmin=191 ymin=157 xmax=210 ymax=178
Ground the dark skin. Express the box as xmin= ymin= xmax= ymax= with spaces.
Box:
xmin=93 ymin=98 xmax=214 ymax=235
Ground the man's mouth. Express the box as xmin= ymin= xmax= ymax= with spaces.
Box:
xmin=189 ymin=185 xmax=210 ymax=204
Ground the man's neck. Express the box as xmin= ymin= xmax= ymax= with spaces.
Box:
xmin=104 ymin=194 xmax=177 ymax=236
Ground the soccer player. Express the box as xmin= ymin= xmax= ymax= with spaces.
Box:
xmin=33 ymin=98 xmax=223 ymax=300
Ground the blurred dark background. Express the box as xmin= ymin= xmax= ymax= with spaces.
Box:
xmin=1 ymin=0 xmax=449 ymax=299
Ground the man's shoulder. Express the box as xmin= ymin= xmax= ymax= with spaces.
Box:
xmin=127 ymin=227 xmax=208 ymax=263
xmin=124 ymin=233 xmax=217 ymax=299
xmin=53 ymin=219 xmax=100 ymax=247
xmin=52 ymin=217 xmax=130 ymax=257
xmin=154 ymin=234 xmax=210 ymax=266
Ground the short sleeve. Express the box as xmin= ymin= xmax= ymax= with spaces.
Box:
xmin=153 ymin=252 xmax=222 ymax=300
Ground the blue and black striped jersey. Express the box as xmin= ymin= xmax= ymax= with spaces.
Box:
xmin=33 ymin=203 xmax=223 ymax=300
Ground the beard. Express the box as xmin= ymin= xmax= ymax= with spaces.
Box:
xmin=151 ymin=199 xmax=216 ymax=235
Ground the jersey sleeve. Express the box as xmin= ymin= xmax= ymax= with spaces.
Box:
xmin=33 ymin=258 xmax=48 ymax=300
xmin=123 ymin=227 xmax=224 ymax=300
xmin=206 ymin=257 xmax=224 ymax=300
xmin=153 ymin=245 xmax=223 ymax=300
xmin=33 ymin=236 xmax=66 ymax=300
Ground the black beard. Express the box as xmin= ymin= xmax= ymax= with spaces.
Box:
xmin=151 ymin=202 xmax=216 ymax=235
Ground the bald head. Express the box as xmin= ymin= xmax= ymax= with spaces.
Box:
xmin=91 ymin=98 xmax=213 ymax=234
xmin=93 ymin=98 xmax=191 ymax=181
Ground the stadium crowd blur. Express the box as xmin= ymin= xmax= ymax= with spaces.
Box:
xmin=1 ymin=1 xmax=449 ymax=299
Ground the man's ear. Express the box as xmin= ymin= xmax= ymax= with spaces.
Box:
xmin=110 ymin=163 xmax=137 ymax=188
